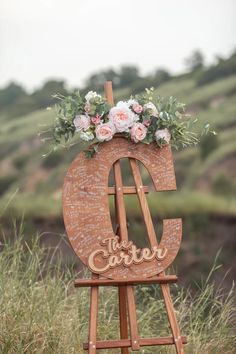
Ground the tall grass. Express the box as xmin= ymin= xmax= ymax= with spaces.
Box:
xmin=0 ymin=230 xmax=235 ymax=354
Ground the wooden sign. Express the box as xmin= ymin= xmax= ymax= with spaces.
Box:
xmin=62 ymin=82 xmax=186 ymax=354
xmin=63 ymin=138 xmax=182 ymax=279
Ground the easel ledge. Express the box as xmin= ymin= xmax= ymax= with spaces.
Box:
xmin=74 ymin=275 xmax=177 ymax=287
xmin=83 ymin=336 xmax=187 ymax=350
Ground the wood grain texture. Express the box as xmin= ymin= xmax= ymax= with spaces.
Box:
xmin=114 ymin=178 xmax=129 ymax=354
xmin=108 ymin=186 xmax=149 ymax=194
xmin=83 ymin=336 xmax=187 ymax=349
xmin=74 ymin=275 xmax=178 ymax=287
xmin=113 ymin=160 xmax=140 ymax=351
xmin=88 ymin=274 xmax=99 ymax=354
xmin=104 ymin=81 xmax=114 ymax=105
xmin=62 ymin=137 xmax=181 ymax=279
xmin=161 ymin=283 xmax=185 ymax=354
xmin=129 ymin=156 xmax=185 ymax=353
xmin=118 ymin=286 xmax=129 ymax=354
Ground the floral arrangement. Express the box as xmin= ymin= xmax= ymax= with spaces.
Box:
xmin=52 ymin=88 xmax=210 ymax=157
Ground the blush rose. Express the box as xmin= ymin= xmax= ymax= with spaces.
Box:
xmin=132 ymin=102 xmax=143 ymax=114
xmin=95 ymin=123 xmax=116 ymax=142
xmin=130 ymin=123 xmax=147 ymax=143
xmin=73 ymin=114 xmax=90 ymax=131
xmin=108 ymin=101 xmax=138 ymax=132
xmin=91 ymin=114 xmax=101 ymax=125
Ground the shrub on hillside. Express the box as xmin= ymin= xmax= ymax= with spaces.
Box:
xmin=0 ymin=82 xmax=26 ymax=108
xmin=131 ymin=69 xmax=171 ymax=94
xmin=6 ymin=95 xmax=38 ymax=118
xmin=200 ymin=133 xmax=219 ymax=160
xmin=196 ymin=52 xmax=236 ymax=86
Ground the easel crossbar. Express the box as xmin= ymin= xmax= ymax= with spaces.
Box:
xmin=108 ymin=186 xmax=149 ymax=194
xmin=74 ymin=275 xmax=177 ymax=287
xmin=83 ymin=336 xmax=187 ymax=350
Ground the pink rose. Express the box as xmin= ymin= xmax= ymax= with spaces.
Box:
xmin=130 ymin=123 xmax=147 ymax=143
xmin=95 ymin=123 xmax=116 ymax=142
xmin=91 ymin=114 xmax=101 ymax=125
xmin=155 ymin=128 xmax=171 ymax=144
xmin=108 ymin=101 xmax=138 ymax=132
xmin=132 ymin=102 xmax=143 ymax=114
xmin=143 ymin=120 xmax=150 ymax=127
xmin=73 ymin=114 xmax=90 ymax=131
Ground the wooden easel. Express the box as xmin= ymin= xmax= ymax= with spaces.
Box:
xmin=71 ymin=82 xmax=186 ymax=353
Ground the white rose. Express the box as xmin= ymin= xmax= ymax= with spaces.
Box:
xmin=155 ymin=128 xmax=171 ymax=144
xmin=143 ymin=102 xmax=158 ymax=117
xmin=73 ymin=115 xmax=90 ymax=131
xmin=108 ymin=101 xmax=138 ymax=133
xmin=85 ymin=91 xmax=101 ymax=102
xmin=130 ymin=123 xmax=147 ymax=143
xmin=95 ymin=123 xmax=116 ymax=142
xmin=79 ymin=131 xmax=94 ymax=141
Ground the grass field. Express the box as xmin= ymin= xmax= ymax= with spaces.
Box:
xmin=0 ymin=231 xmax=235 ymax=354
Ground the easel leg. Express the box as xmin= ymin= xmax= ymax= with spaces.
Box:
xmin=88 ymin=283 xmax=99 ymax=354
xmin=127 ymin=286 xmax=140 ymax=351
xmin=113 ymin=161 xmax=140 ymax=351
xmin=118 ymin=286 xmax=129 ymax=354
xmin=161 ymin=284 xmax=184 ymax=354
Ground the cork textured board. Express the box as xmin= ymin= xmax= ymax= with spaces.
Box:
xmin=62 ymin=137 xmax=182 ymax=279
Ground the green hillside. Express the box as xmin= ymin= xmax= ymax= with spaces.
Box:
xmin=1 ymin=74 xmax=236 ymax=215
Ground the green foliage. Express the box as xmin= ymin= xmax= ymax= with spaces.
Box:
xmin=52 ymin=92 xmax=110 ymax=145
xmin=153 ymin=95 xmax=200 ymax=149
xmin=0 ymin=231 xmax=235 ymax=353
xmin=83 ymin=143 xmax=100 ymax=158
xmin=52 ymin=94 xmax=82 ymax=143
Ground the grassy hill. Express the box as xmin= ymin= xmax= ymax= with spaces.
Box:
xmin=0 ymin=66 xmax=236 ymax=289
